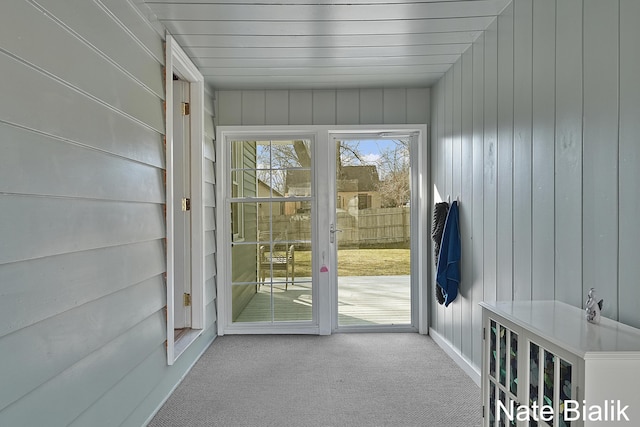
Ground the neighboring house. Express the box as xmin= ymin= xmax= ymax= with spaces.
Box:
xmin=1 ymin=1 xmax=640 ymax=426
xmin=283 ymin=169 xmax=312 ymax=216
xmin=231 ymin=142 xmax=258 ymax=320
xmin=336 ymin=165 xmax=382 ymax=212
xmin=257 ymin=178 xmax=285 ymax=219
xmin=286 ymin=165 xmax=382 ymax=214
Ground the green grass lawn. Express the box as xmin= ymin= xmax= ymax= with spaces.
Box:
xmin=293 ymin=248 xmax=410 ymax=277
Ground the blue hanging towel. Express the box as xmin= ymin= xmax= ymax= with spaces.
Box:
xmin=436 ymin=200 xmax=460 ymax=306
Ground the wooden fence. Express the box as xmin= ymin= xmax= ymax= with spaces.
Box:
xmin=261 ymin=207 xmax=410 ymax=248
xmin=337 ymin=207 xmax=410 ymax=247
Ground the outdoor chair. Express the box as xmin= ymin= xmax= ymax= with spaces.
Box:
xmin=259 ymin=244 xmax=295 ymax=290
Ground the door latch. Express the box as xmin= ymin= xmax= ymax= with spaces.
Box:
xmin=329 ymin=223 xmax=343 ymax=243
xmin=181 ymin=198 xmax=191 ymax=211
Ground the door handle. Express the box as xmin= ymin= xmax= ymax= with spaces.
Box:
xmin=330 ymin=224 xmax=343 ymax=243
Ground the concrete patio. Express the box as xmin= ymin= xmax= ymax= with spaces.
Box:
xmin=235 ymin=275 xmax=411 ymax=326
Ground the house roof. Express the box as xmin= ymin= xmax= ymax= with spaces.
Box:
xmin=257 ymin=179 xmax=284 ymax=197
xmin=338 ymin=165 xmax=380 ymax=192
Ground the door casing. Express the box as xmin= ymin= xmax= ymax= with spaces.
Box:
xmin=165 ymin=35 xmax=206 ymax=365
xmin=215 ymin=125 xmax=430 ymax=336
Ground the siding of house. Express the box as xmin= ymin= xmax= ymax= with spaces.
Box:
xmin=203 ymin=86 xmax=218 ymax=361
xmin=430 ymin=0 xmax=640 ymax=373
xmin=214 ymin=88 xmax=430 ymax=126
xmin=231 ymin=142 xmax=258 ymax=320
xmin=0 ymin=1 xmax=217 ymax=425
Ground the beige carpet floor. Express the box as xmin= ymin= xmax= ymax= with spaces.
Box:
xmin=148 ymin=333 xmax=481 ymax=427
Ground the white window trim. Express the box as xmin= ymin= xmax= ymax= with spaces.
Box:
xmin=165 ymin=34 xmax=205 ymax=365
xmin=231 ymin=142 xmax=245 ymax=242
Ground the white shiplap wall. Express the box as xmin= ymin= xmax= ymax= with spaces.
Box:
xmin=430 ymin=0 xmax=640 ymax=372
xmin=215 ymin=88 xmax=430 ymax=126
xmin=0 ymin=0 xmax=216 ymax=425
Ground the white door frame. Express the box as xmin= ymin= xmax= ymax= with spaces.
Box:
xmin=165 ymin=35 xmax=205 ymax=364
xmin=215 ymin=125 xmax=429 ymax=336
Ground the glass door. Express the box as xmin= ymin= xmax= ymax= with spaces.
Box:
xmin=227 ymin=138 xmax=314 ymax=326
xmin=331 ymin=135 xmax=414 ymax=329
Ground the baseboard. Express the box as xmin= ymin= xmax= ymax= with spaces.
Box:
xmin=429 ymin=327 xmax=481 ymax=387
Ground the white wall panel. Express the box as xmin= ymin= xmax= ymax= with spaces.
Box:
xmin=0 ymin=197 xmax=164 ymax=264
xmin=217 ymin=88 xmax=430 ymax=126
xmin=206 ymin=299 xmax=217 ymax=328
xmin=205 ymin=118 xmax=215 ymax=143
xmin=0 ymin=124 xmax=164 ymax=203
xmin=0 ymin=310 xmax=165 ymax=426
xmin=496 ymin=2 xmax=513 ymax=302
xmin=0 ymin=277 xmax=164 ymax=412
xmin=531 ymin=0 xmax=556 ymax=299
xmin=66 ymin=342 xmax=166 ymax=427
xmin=460 ymin=49 xmax=474 ymax=361
xmin=98 ymin=0 xmax=165 ymax=63
xmin=582 ymin=0 xmax=619 ymax=319
xmin=512 ymin=0 xmax=533 ymax=302
xmin=454 ymin=63 xmax=464 ymax=351
xmin=206 ymin=277 xmax=217 ymax=306
xmin=204 ymin=136 xmax=215 ymax=161
xmin=430 ymin=0 xmax=640 ymax=376
xmin=121 ymin=325 xmax=217 ymax=427
xmin=289 ymin=90 xmax=313 ymax=125
xmin=33 ymin=0 xmax=164 ymax=96
xmin=0 ymin=1 xmax=216 ymax=425
xmin=64 ymin=342 xmax=164 ymax=427
xmin=336 ymin=90 xmax=360 ymax=125
xmin=407 ymin=88 xmax=430 ymax=124
xmin=241 ymin=91 xmax=266 ymax=125
xmin=0 ymin=0 xmax=163 ymax=131
xmin=433 ymin=79 xmax=446 ymax=331
xmin=313 ymin=90 xmax=337 ymax=125
xmin=265 ymin=90 xmax=290 ymax=125
xmin=470 ymin=37 xmax=485 ymax=368
xmin=204 ymin=160 xmax=215 ymax=185
xmin=618 ymin=0 xmax=640 ymax=329
xmin=0 ymin=241 xmax=165 ymax=339
xmin=74 ymin=345 xmax=166 ymax=427
xmin=482 ymin=19 xmax=498 ymax=305
xmin=205 ymin=230 xmax=216 ymax=255
xmin=359 ymin=89 xmax=384 ymax=124
xmin=204 ymin=183 xmax=216 ymax=207
xmin=205 ymin=253 xmax=217 ymax=284
xmin=383 ymin=88 xmax=407 ymax=124
xmin=452 ymin=61 xmax=462 ymax=351
xmin=217 ymin=91 xmax=242 ymax=125
xmin=443 ymin=70 xmax=454 ymax=342
xmin=0 ymin=52 xmax=164 ymax=168
xmin=554 ymin=0 xmax=583 ymax=307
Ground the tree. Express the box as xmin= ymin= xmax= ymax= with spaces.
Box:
xmin=255 ymin=138 xmax=410 ymax=208
xmin=376 ymin=139 xmax=410 ymax=207
xmin=256 ymin=140 xmax=311 ymax=195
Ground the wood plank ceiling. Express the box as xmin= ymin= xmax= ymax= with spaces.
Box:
xmin=142 ymin=0 xmax=511 ymax=90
